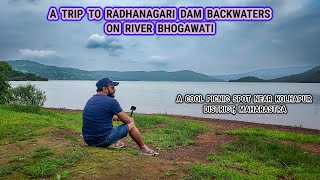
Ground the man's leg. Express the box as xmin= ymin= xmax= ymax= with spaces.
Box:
xmin=127 ymin=121 xmax=158 ymax=154
xmin=127 ymin=121 xmax=148 ymax=151
xmin=95 ymin=124 xmax=128 ymax=148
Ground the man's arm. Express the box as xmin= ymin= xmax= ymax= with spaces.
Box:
xmin=117 ymin=111 xmax=133 ymax=124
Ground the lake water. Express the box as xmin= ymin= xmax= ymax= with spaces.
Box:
xmin=10 ymin=81 xmax=320 ymax=130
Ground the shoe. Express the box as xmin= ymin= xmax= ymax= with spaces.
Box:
xmin=141 ymin=149 xmax=159 ymax=156
xmin=109 ymin=140 xmax=125 ymax=149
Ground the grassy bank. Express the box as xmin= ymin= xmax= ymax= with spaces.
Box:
xmin=0 ymin=104 xmax=209 ymax=179
xmin=1 ymin=104 xmax=320 ymax=179
xmin=189 ymin=128 xmax=320 ymax=179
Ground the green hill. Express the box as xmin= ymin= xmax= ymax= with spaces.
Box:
xmin=229 ymin=76 xmax=265 ymax=82
xmin=270 ymin=66 xmax=320 ymax=83
xmin=0 ymin=61 xmax=47 ymax=81
xmin=229 ymin=66 xmax=320 ymax=83
xmin=6 ymin=60 xmax=223 ymax=82
xmin=5 ymin=70 xmax=48 ymax=81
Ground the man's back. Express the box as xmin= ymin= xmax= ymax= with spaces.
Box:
xmin=82 ymin=94 xmax=122 ymax=146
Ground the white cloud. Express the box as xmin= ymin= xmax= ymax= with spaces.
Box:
xmin=86 ymin=34 xmax=124 ymax=56
xmin=87 ymin=34 xmax=106 ymax=44
xmin=19 ymin=49 xmax=57 ymax=57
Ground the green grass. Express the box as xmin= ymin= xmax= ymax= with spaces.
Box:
xmin=56 ymin=170 xmax=70 ymax=180
xmin=3 ymin=104 xmax=320 ymax=179
xmin=65 ymin=134 xmax=79 ymax=142
xmin=25 ymin=148 xmax=87 ymax=177
xmin=227 ymin=128 xmax=320 ymax=144
xmin=0 ymin=105 xmax=83 ymax=145
xmin=1 ymin=147 xmax=87 ymax=178
xmin=132 ymin=114 xmax=211 ymax=148
xmin=0 ymin=104 xmax=209 ymax=147
xmin=129 ymin=150 xmax=141 ymax=156
xmin=23 ymin=147 xmax=88 ymax=178
xmin=32 ymin=147 xmax=54 ymax=158
xmin=0 ymin=165 xmax=14 ymax=176
xmin=188 ymin=129 xmax=320 ymax=179
xmin=0 ymin=104 xmax=42 ymax=114
xmin=0 ymin=104 xmax=210 ymax=179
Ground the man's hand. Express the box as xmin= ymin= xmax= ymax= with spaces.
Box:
xmin=112 ymin=115 xmax=120 ymax=121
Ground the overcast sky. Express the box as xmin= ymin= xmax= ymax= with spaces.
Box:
xmin=0 ymin=0 xmax=319 ymax=75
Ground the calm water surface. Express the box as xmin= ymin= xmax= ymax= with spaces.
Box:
xmin=10 ymin=81 xmax=320 ymax=129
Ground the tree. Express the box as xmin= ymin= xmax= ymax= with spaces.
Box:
xmin=10 ymin=83 xmax=47 ymax=106
xmin=0 ymin=61 xmax=12 ymax=104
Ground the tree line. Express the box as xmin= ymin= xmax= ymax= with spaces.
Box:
xmin=0 ymin=61 xmax=46 ymax=106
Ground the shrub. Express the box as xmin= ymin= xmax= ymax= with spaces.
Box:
xmin=0 ymin=61 xmax=12 ymax=104
xmin=0 ymin=75 xmax=11 ymax=104
xmin=10 ymin=83 xmax=47 ymax=107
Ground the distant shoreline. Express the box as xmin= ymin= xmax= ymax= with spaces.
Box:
xmin=6 ymin=60 xmax=320 ymax=83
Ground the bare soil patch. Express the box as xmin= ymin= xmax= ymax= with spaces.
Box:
xmin=159 ymin=132 xmax=236 ymax=163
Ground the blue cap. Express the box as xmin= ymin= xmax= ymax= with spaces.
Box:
xmin=96 ymin=78 xmax=119 ymax=89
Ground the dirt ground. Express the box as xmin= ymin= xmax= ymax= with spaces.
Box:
xmin=4 ymin=110 xmax=319 ymax=179
xmin=99 ymin=113 xmax=320 ymax=178
xmin=165 ymin=114 xmax=320 ymax=160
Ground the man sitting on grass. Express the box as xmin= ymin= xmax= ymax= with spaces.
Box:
xmin=82 ymin=77 xmax=159 ymax=155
